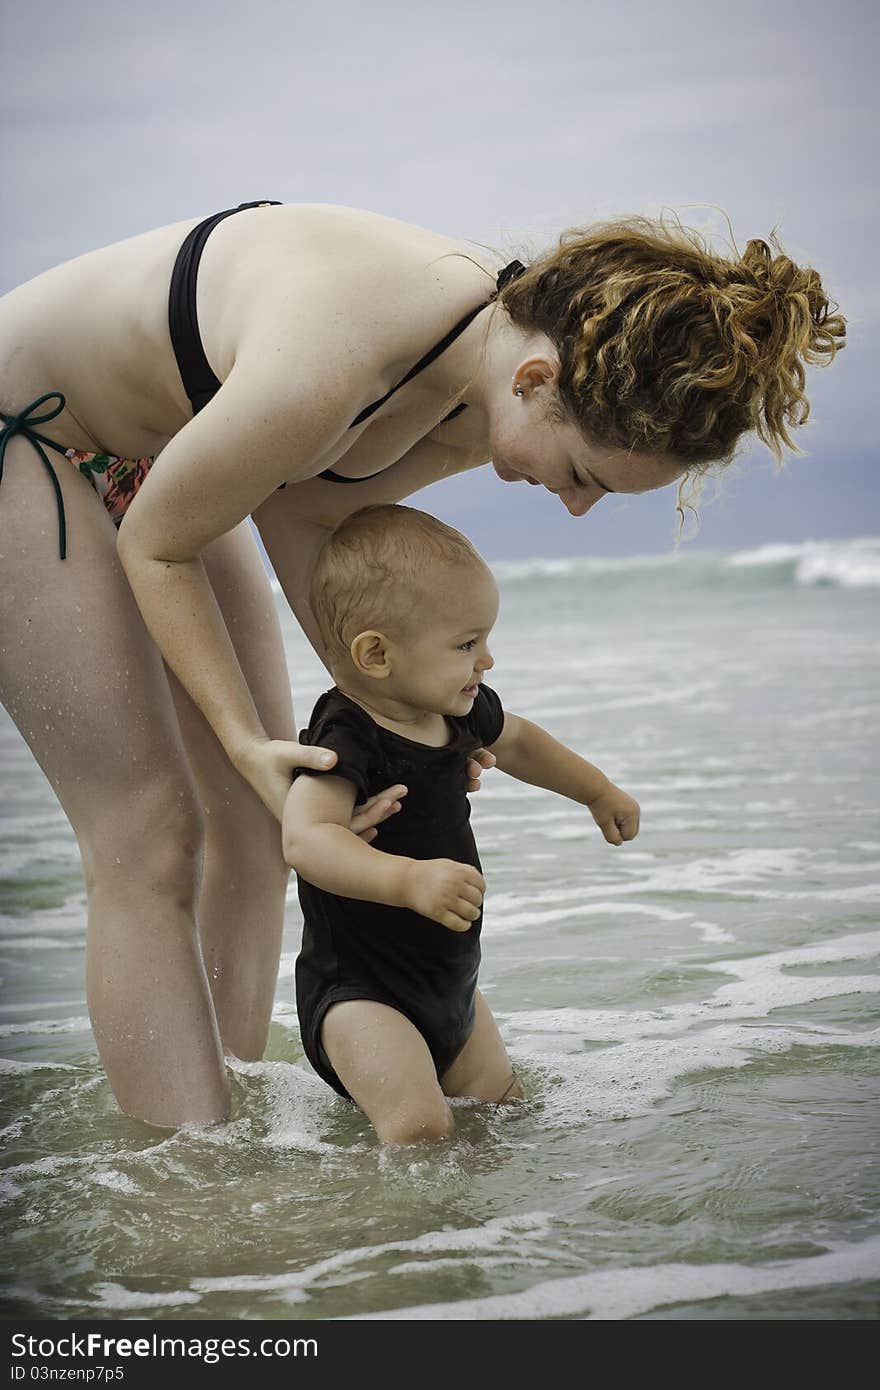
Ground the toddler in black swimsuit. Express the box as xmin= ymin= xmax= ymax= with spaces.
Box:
xmin=282 ymin=504 xmax=640 ymax=1144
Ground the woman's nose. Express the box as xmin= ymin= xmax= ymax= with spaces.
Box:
xmin=559 ymin=487 xmax=602 ymax=518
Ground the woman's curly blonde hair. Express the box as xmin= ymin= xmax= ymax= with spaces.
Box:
xmin=497 ymin=216 xmax=846 ymax=470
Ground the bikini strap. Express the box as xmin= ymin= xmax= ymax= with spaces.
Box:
xmin=0 ymin=393 xmax=71 ymax=559
xmin=169 ymin=201 xmax=283 ymax=415
xmin=346 ymin=258 xmax=528 ymax=431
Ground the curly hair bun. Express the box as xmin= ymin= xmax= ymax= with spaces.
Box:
xmin=498 ymin=216 xmax=846 ymax=466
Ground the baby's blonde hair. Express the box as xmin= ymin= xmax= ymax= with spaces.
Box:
xmin=310 ymin=504 xmax=488 ymax=666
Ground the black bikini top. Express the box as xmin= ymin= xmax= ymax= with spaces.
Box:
xmin=168 ymin=201 xmax=528 ymax=484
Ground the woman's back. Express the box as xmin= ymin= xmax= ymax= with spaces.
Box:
xmin=0 ymin=204 xmax=493 ymax=458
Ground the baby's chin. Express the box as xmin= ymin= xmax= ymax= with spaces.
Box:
xmin=426 ymin=687 xmax=478 ymax=717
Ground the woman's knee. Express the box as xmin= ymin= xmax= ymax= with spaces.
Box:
xmin=79 ymin=774 xmax=205 ymax=903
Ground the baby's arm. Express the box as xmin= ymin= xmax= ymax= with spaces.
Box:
xmin=282 ymin=775 xmax=485 ymax=931
xmin=488 ymin=715 xmax=640 ymax=845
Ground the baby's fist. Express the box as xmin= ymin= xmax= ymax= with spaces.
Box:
xmin=588 ymin=784 xmax=641 ymax=846
xmin=403 ymin=859 xmax=485 ymax=932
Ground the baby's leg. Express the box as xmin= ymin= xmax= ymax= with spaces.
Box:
xmin=440 ymin=990 xmax=523 ymax=1103
xmin=321 ymin=1001 xmax=455 ymax=1144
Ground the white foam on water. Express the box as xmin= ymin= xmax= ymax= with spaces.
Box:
xmin=82 ymin=1283 xmax=201 ymax=1311
xmin=190 ymin=1212 xmax=556 ymax=1301
xmin=275 ymin=952 xmax=297 ymax=982
xmin=270 ymin=999 xmax=299 ymax=1028
xmin=512 ymin=931 xmax=880 ymax=1044
xmin=490 ymin=903 xmax=594 ymax=932
xmin=388 ymin=1254 xmax=556 ymax=1276
xmin=0 ymin=938 xmax=80 ymax=951
xmin=693 ymin=922 xmax=737 ymax=944
xmin=790 ymin=704 xmax=880 ymax=731
xmin=724 ymin=537 xmax=880 ymax=588
xmin=0 ymin=998 xmax=85 ymax=1015
xmin=0 ymin=1016 xmax=90 ymax=1038
xmin=89 ymin=1169 xmax=143 ymax=1195
xmin=226 ymin=1058 xmax=338 ymax=1155
xmin=548 ymin=847 xmax=878 ymax=904
xmin=520 ymin=1022 xmax=879 ymax=1122
xmin=346 ymin=1235 xmax=880 ymax=1319
xmin=568 ymin=901 xmax=692 ymax=921
xmin=491 ymin=554 xmax=683 ymax=583
xmin=820 ymin=859 xmax=880 ymax=879
xmin=726 ymin=541 xmax=815 ymax=569
xmin=5 ymin=1153 xmax=98 ymax=1179
xmin=0 ymin=1058 xmax=78 ymax=1074
xmin=490 ymin=896 xmax=694 ymax=935
xmin=796 ymin=550 xmax=880 ymax=588
xmin=807 ymin=885 xmax=880 ymax=904
xmin=0 ymin=899 xmax=86 ymax=932
xmin=503 ymin=931 xmax=880 ymax=1119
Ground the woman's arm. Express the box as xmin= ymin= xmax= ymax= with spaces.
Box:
xmin=117 ymin=337 xmax=368 ymax=817
xmin=489 ymin=713 xmax=640 ymax=845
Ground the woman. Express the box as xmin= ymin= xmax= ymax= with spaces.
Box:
xmin=0 ymin=201 xmax=844 ymax=1127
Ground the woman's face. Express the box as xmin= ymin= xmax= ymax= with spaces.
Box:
xmin=489 ymin=394 xmax=686 ymax=518
xmin=486 ymin=414 xmax=686 ymax=522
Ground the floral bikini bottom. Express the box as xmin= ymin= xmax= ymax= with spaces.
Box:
xmin=65 ymin=448 xmax=154 ymax=527
xmin=0 ymin=393 xmax=154 ymax=559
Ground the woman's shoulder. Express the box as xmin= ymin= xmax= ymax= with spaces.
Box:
xmin=225 ymin=204 xmax=499 ymax=338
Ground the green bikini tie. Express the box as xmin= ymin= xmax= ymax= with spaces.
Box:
xmin=0 ymin=392 xmax=71 ymax=560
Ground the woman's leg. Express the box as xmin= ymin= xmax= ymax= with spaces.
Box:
xmin=166 ymin=521 xmax=295 ymax=1060
xmin=0 ymin=439 xmax=227 ymax=1127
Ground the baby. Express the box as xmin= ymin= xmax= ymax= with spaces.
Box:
xmin=282 ymin=504 xmax=639 ymax=1144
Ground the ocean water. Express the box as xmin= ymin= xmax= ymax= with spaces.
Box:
xmin=1 ymin=535 xmax=878 ymax=1321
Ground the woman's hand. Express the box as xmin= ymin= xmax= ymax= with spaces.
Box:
xmin=349 ymin=785 xmax=407 ymax=842
xmin=233 ymin=738 xmax=406 ymax=836
xmin=466 ymin=748 xmax=496 ymax=793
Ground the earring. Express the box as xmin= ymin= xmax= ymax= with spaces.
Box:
xmin=514 ymin=387 xmax=524 ymax=397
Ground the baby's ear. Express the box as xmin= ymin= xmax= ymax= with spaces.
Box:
xmin=349 ymin=630 xmax=392 ymax=679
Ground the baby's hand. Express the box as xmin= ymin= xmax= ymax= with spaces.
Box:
xmin=588 ymin=781 xmax=640 ymax=846
xmin=402 ymin=859 xmax=485 ymax=932
xmin=465 ymin=748 xmax=496 ymax=793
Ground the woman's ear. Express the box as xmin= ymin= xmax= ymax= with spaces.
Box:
xmin=512 ymin=347 xmax=561 ymax=398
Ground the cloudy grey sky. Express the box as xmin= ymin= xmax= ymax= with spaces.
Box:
xmin=4 ymin=0 xmax=875 ymax=557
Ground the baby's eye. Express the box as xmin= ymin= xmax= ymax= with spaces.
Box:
xmin=457 ymin=639 xmax=477 ymax=652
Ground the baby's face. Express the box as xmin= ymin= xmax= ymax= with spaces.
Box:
xmin=389 ymin=564 xmax=499 ymax=716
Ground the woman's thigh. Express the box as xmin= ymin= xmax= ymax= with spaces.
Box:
xmin=0 ymin=436 xmax=197 ymax=851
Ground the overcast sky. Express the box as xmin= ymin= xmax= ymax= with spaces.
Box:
xmin=3 ymin=0 xmax=875 ymax=558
